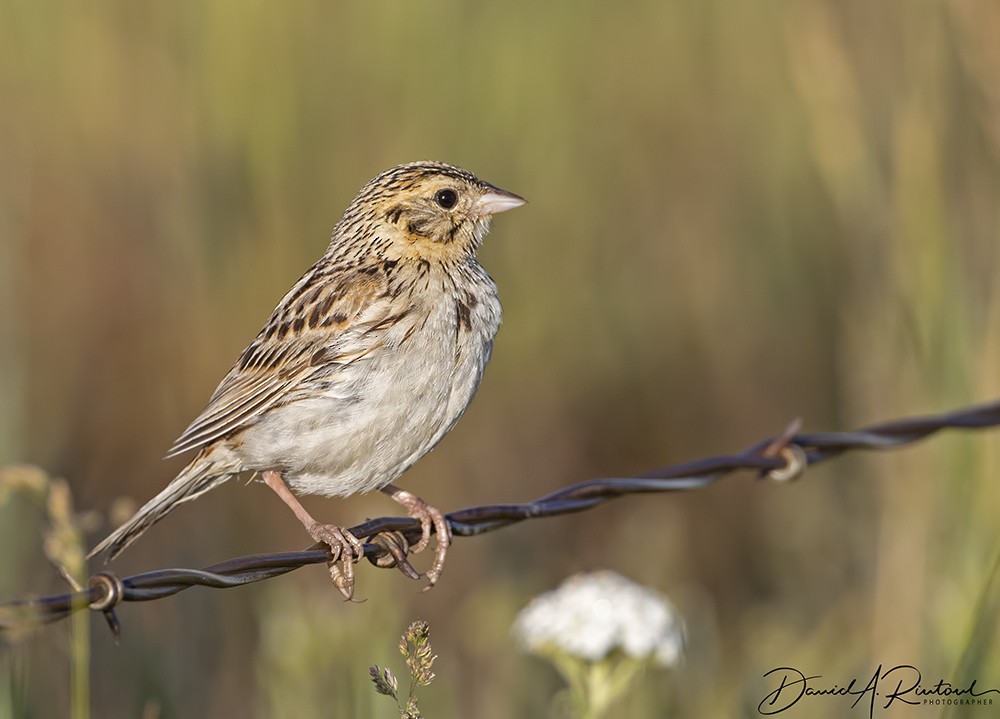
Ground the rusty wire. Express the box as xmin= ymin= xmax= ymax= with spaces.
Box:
xmin=2 ymin=399 xmax=999 ymax=639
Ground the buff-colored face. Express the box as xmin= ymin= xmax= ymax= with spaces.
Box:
xmin=332 ymin=161 xmax=525 ymax=262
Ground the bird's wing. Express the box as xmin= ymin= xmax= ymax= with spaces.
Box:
xmin=166 ymin=264 xmax=398 ymax=457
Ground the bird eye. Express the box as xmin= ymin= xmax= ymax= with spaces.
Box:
xmin=434 ymin=189 xmax=458 ymax=209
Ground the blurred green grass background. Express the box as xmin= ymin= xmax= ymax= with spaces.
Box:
xmin=1 ymin=0 xmax=999 ymax=716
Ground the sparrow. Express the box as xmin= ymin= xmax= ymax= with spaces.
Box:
xmin=88 ymin=161 xmax=525 ymax=598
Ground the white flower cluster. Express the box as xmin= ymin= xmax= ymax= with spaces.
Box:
xmin=513 ymin=570 xmax=684 ymax=667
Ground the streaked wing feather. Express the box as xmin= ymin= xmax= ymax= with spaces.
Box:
xmin=184 ymin=365 xmax=295 ymax=428
xmin=167 ymin=265 xmax=393 ymax=457
xmin=166 ymin=375 xmax=299 ymax=457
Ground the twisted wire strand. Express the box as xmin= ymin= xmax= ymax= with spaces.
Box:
xmin=2 ymin=399 xmax=998 ymax=638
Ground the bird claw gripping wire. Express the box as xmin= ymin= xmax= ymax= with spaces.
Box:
xmin=367 ymin=531 xmax=421 ymax=580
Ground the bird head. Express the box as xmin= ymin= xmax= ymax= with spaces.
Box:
xmin=331 ymin=161 xmax=525 ymax=263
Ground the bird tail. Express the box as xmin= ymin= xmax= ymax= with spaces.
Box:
xmin=87 ymin=455 xmax=233 ymax=562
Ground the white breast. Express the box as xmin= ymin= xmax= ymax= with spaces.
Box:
xmin=234 ymin=267 xmax=501 ymax=497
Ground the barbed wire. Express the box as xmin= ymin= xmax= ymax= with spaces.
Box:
xmin=2 ymin=399 xmax=999 ymax=640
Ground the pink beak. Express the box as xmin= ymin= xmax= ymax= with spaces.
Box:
xmin=476 ymin=187 xmax=527 ymax=215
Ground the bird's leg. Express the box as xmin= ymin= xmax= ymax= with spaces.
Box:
xmin=262 ymin=470 xmax=364 ymax=599
xmin=380 ymin=484 xmax=452 ymax=588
